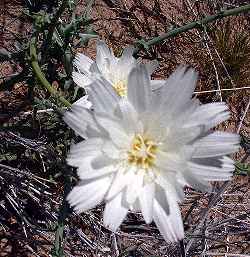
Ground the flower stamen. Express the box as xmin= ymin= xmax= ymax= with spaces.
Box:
xmin=113 ymin=80 xmax=127 ymax=97
xmin=128 ymin=134 xmax=158 ymax=170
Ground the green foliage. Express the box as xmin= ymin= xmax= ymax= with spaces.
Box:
xmin=0 ymin=0 xmax=96 ymax=108
xmin=235 ymin=161 xmax=250 ymax=175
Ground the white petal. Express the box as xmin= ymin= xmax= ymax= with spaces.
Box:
xmin=162 ymin=98 xmax=200 ymax=128
xmin=89 ymin=62 xmax=100 ymax=73
xmin=63 ymin=105 xmax=100 ymax=138
xmin=76 ymin=153 xmax=117 ymax=179
xmin=166 ymin=125 xmax=202 ymax=147
xmin=69 ymin=154 xmax=91 ymax=171
xmin=70 ymin=138 xmax=103 ymax=153
xmin=74 ymin=53 xmax=93 ymax=72
xmin=96 ymin=40 xmax=114 ymax=59
xmin=157 ymin=66 xmax=197 ymax=113
xmin=181 ymin=171 xmax=212 ymax=192
xmin=139 ymin=182 xmax=155 ymax=224
xmin=118 ymin=46 xmax=136 ymax=67
xmin=188 ymin=157 xmax=234 ymax=181
xmin=149 ymin=83 xmax=164 ymax=112
xmin=78 ymin=165 xmax=115 ymax=180
xmin=154 ymin=183 xmax=170 ymax=212
xmin=103 ymin=192 xmax=128 ymax=231
xmin=102 ymin=140 xmax=121 ymax=159
xmin=149 ymin=97 xmax=196 ymax=134
xmin=74 ymin=95 xmax=92 ymax=109
xmin=155 ymin=151 xmax=185 ymax=173
xmin=205 ymin=111 xmax=230 ymax=130
xmin=95 ymin=113 xmax=130 ymax=148
xmin=150 ymin=79 xmax=165 ymax=91
xmin=193 ymin=131 xmax=240 ymax=158
xmin=67 ymin=138 xmax=103 ymax=167
xmin=164 ymin=66 xmax=195 ymax=94
xmin=96 ymin=40 xmax=114 ymax=71
xmin=72 ymin=71 xmax=92 ymax=88
xmin=87 ymin=78 xmax=120 ymax=114
xmin=186 ymin=102 xmax=230 ymax=129
xmin=145 ymin=60 xmax=159 ymax=75
xmin=118 ymin=98 xmax=139 ymax=134
xmin=106 ymin=168 xmax=134 ymax=200
xmin=91 ymin=154 xmax=115 ymax=169
xmin=127 ymin=64 xmax=151 ymax=113
xmin=126 ymin=171 xmax=144 ymax=204
xmin=67 ymin=148 xmax=98 ymax=166
xmin=156 ymin=174 xmax=185 ymax=203
xmin=140 ymin=113 xmax=166 ymax=142
xmin=67 ymin=176 xmax=111 ymax=213
xmin=153 ymin=196 xmax=184 ymax=242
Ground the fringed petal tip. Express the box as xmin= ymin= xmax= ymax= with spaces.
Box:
xmin=73 ymin=53 xmax=93 ymax=71
xmin=103 ymin=193 xmax=128 ymax=232
xmin=153 ymin=199 xmax=184 ymax=242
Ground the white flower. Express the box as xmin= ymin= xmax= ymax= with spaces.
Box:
xmin=64 ymin=65 xmax=240 ymax=242
xmin=72 ymin=40 xmax=162 ymax=100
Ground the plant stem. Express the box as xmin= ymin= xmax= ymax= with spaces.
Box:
xmin=52 ymin=172 xmax=72 ymax=257
xmin=133 ymin=4 xmax=250 ymax=55
xmin=63 ymin=18 xmax=94 ymax=39
xmin=29 ymin=37 xmax=72 ymax=108
xmin=42 ymin=0 xmax=68 ymax=61
xmin=46 ymin=0 xmax=68 ymax=47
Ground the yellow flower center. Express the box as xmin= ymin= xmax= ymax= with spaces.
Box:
xmin=128 ymin=134 xmax=158 ymax=169
xmin=113 ymin=80 xmax=127 ymax=97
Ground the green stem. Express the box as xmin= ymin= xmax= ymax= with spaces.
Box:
xmin=52 ymin=180 xmax=71 ymax=257
xmin=42 ymin=0 xmax=68 ymax=62
xmin=46 ymin=0 xmax=68 ymax=46
xmin=133 ymin=4 xmax=250 ymax=55
xmin=29 ymin=37 xmax=72 ymax=108
xmin=63 ymin=18 xmax=94 ymax=39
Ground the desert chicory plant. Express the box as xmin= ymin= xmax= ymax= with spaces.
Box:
xmin=64 ymin=65 xmax=240 ymax=242
xmin=72 ymin=40 xmax=163 ymax=100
